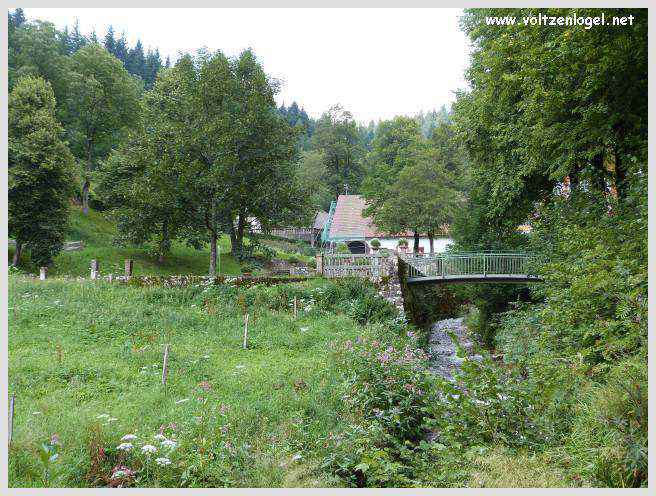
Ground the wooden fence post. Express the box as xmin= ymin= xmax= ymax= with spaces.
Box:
xmin=39 ymin=267 xmax=47 ymax=281
xmin=8 ymin=393 xmax=15 ymax=447
xmin=90 ymin=259 xmax=99 ymax=280
xmin=124 ymin=259 xmax=133 ymax=278
xmin=161 ymin=344 xmax=170 ymax=388
xmin=316 ymin=253 xmax=323 ymax=276
xmin=243 ymin=313 xmax=249 ymax=349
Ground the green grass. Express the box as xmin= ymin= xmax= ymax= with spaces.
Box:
xmin=8 ymin=274 xmax=361 ymax=487
xmin=10 ymin=206 xmax=241 ymax=278
xmin=467 ymin=448 xmax=572 ymax=488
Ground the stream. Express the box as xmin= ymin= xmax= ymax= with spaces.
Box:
xmin=426 ymin=317 xmax=482 ymax=381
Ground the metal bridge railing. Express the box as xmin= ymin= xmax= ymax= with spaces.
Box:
xmin=403 ymin=252 xmax=539 ymax=280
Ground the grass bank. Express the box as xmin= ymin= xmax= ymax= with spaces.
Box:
xmin=8 ymin=275 xmax=364 ymax=487
xmin=10 ymin=206 xmax=241 ymax=277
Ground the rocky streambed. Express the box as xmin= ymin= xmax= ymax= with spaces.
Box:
xmin=426 ymin=317 xmax=482 ymax=381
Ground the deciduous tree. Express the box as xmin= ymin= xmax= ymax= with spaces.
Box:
xmin=65 ymin=43 xmax=141 ymax=214
xmin=9 ymin=77 xmax=76 ymax=266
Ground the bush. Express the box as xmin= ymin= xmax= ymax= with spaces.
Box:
xmin=565 ymin=356 xmax=647 ymax=487
xmin=369 ymin=238 xmax=381 ymax=250
xmin=335 ymin=243 xmax=350 ymax=254
xmin=324 ymin=329 xmax=438 ymax=487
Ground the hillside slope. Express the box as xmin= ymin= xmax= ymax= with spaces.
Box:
xmin=10 ymin=206 xmax=241 ymax=277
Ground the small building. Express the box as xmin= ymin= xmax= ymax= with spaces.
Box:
xmin=263 ymin=210 xmax=330 ymax=246
xmin=321 ymin=195 xmax=453 ymax=254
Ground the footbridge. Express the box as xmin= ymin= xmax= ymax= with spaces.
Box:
xmin=402 ymin=252 xmax=542 ymax=284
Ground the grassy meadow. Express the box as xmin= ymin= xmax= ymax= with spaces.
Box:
xmin=8 ymin=274 xmax=365 ymax=487
xmin=10 ymin=206 xmax=242 ymax=278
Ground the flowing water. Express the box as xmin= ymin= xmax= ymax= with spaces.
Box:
xmin=427 ymin=317 xmax=482 ymax=381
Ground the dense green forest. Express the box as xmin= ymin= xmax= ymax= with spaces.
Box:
xmin=8 ymin=7 xmax=648 ymax=488
xmin=8 ymin=8 xmax=462 ymax=269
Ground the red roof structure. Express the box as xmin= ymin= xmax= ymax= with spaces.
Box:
xmin=326 ymin=194 xmax=450 ymax=241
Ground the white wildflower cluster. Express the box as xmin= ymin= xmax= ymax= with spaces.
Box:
xmin=114 ymin=428 xmax=177 ymax=469
xmin=161 ymin=439 xmax=177 ymax=450
xmin=97 ymin=413 xmax=118 ymax=424
xmin=141 ymin=444 xmax=157 ymax=455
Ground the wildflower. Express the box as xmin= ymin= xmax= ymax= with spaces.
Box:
xmin=292 ymin=453 xmax=303 ymax=462
xmin=378 ymin=352 xmax=390 ymax=363
xmin=50 ymin=434 xmax=60 ymax=445
xmin=344 ymin=340 xmax=353 ymax=350
xmin=220 ymin=424 xmax=229 ymax=435
xmin=116 ymin=442 xmax=133 ymax=451
xmin=121 ymin=434 xmax=137 ymax=441
xmin=155 ymin=457 xmax=171 ymax=467
xmin=111 ymin=470 xmax=126 ymax=479
xmin=175 ymin=398 xmax=190 ymax=404
xmin=141 ymin=444 xmax=157 ymax=455
xmin=153 ymin=434 xmax=167 ymax=441
xmin=161 ymin=439 xmax=177 ymax=450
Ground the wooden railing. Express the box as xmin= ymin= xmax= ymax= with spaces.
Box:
xmin=321 ymin=253 xmax=388 ymax=279
xmin=402 ymin=252 xmax=540 ymax=282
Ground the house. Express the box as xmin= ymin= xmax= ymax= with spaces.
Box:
xmin=320 ymin=194 xmax=453 ymax=254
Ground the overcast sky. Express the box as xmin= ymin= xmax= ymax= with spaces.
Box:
xmin=25 ymin=8 xmax=471 ymax=123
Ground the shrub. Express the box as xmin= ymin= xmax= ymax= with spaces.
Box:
xmin=335 ymin=242 xmax=350 ymax=254
xmin=369 ymin=238 xmax=381 ymax=250
xmin=324 ymin=330 xmax=438 ymax=487
xmin=565 ymin=356 xmax=647 ymax=487
xmin=397 ymin=238 xmax=408 ymax=248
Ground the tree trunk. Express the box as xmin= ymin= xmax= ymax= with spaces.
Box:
xmin=231 ymin=213 xmax=246 ymax=260
xmin=614 ymin=152 xmax=627 ymax=200
xmin=209 ymin=231 xmax=218 ymax=277
xmin=429 ymin=233 xmax=434 ymax=254
xmin=158 ymin=220 xmax=169 ymax=264
xmin=82 ymin=178 xmax=90 ymax=215
xmin=591 ymin=153 xmax=607 ymax=193
xmin=413 ymin=230 xmax=420 ymax=254
xmin=12 ymin=241 xmax=22 ymax=266
xmin=229 ymin=223 xmax=238 ymax=257
xmin=83 ymin=141 xmax=92 ymax=215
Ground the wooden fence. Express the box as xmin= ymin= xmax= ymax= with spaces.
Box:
xmin=8 ymin=239 xmax=84 ymax=252
xmin=267 ymin=228 xmax=319 ymax=245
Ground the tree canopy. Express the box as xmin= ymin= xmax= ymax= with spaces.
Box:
xmin=9 ymin=76 xmax=76 ymax=266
